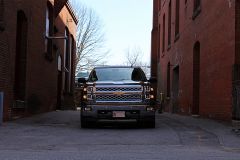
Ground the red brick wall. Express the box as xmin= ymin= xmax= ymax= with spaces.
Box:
xmin=0 ymin=0 xmax=76 ymax=120
xmin=151 ymin=0 xmax=160 ymax=78
xmin=55 ymin=5 xmax=77 ymax=108
xmin=154 ymin=0 xmax=235 ymax=120
xmin=0 ymin=31 xmax=10 ymax=120
xmin=151 ymin=0 xmax=161 ymax=99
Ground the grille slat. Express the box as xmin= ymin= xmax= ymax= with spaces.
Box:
xmin=96 ymin=94 xmax=142 ymax=102
xmin=96 ymin=87 xmax=142 ymax=92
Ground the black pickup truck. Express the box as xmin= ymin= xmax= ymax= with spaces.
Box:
xmin=78 ymin=66 xmax=156 ymax=128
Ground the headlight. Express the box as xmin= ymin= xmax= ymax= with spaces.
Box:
xmin=146 ymin=107 xmax=155 ymax=111
xmin=83 ymin=107 xmax=92 ymax=111
xmin=83 ymin=95 xmax=87 ymax=99
xmin=150 ymin=95 xmax=154 ymax=99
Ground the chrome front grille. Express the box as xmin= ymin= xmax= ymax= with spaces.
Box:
xmin=95 ymin=94 xmax=142 ymax=102
xmin=94 ymin=85 xmax=143 ymax=103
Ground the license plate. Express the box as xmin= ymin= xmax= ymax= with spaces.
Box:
xmin=112 ymin=111 xmax=125 ymax=118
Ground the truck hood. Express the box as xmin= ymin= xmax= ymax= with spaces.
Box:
xmin=91 ymin=80 xmax=145 ymax=85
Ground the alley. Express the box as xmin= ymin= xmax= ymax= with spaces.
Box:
xmin=0 ymin=111 xmax=240 ymax=160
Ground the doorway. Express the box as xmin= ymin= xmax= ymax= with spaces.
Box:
xmin=192 ymin=42 xmax=200 ymax=115
xmin=172 ymin=66 xmax=179 ymax=113
xmin=14 ymin=11 xmax=28 ymax=101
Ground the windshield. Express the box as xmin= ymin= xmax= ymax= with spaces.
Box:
xmin=88 ymin=67 xmax=147 ymax=82
xmin=76 ymin=72 xmax=88 ymax=78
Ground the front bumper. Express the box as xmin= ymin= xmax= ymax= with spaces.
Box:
xmin=81 ymin=104 xmax=155 ymax=122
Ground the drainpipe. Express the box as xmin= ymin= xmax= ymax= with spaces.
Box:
xmin=0 ymin=92 xmax=3 ymax=125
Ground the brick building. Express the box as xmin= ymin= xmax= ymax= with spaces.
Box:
xmin=0 ymin=0 xmax=77 ymax=120
xmin=151 ymin=0 xmax=240 ymax=120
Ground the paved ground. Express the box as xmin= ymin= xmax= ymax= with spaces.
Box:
xmin=0 ymin=111 xmax=240 ymax=160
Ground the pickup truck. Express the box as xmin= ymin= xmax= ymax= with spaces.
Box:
xmin=78 ymin=66 xmax=156 ymax=128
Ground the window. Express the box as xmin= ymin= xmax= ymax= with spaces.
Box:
xmin=194 ymin=0 xmax=200 ymax=11
xmin=0 ymin=0 xmax=3 ymax=21
xmin=45 ymin=6 xmax=49 ymax=40
xmin=0 ymin=0 xmax=4 ymax=31
xmin=45 ymin=2 xmax=53 ymax=60
xmin=158 ymin=0 xmax=161 ymax=11
xmin=64 ymin=28 xmax=70 ymax=93
xmin=162 ymin=14 xmax=165 ymax=53
xmin=167 ymin=62 xmax=171 ymax=97
xmin=192 ymin=0 xmax=201 ymax=20
xmin=168 ymin=1 xmax=172 ymax=48
xmin=175 ymin=0 xmax=180 ymax=41
xmin=69 ymin=35 xmax=74 ymax=93
xmin=158 ymin=24 xmax=161 ymax=61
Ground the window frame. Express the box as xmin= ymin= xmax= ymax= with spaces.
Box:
xmin=174 ymin=0 xmax=180 ymax=42
xmin=167 ymin=0 xmax=172 ymax=49
xmin=162 ymin=14 xmax=166 ymax=54
xmin=192 ymin=0 xmax=201 ymax=20
xmin=45 ymin=2 xmax=54 ymax=61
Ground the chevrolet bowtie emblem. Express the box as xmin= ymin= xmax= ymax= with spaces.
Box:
xmin=113 ymin=91 xmax=125 ymax=96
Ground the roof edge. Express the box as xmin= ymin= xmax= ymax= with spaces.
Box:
xmin=65 ymin=1 xmax=78 ymax=24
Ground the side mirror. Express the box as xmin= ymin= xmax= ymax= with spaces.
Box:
xmin=78 ymin=77 xmax=87 ymax=83
xmin=148 ymin=77 xmax=157 ymax=83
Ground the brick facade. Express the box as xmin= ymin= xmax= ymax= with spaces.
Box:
xmin=0 ymin=0 xmax=77 ymax=121
xmin=152 ymin=0 xmax=238 ymax=120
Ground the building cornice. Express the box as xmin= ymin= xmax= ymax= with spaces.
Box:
xmin=65 ymin=1 xmax=78 ymax=25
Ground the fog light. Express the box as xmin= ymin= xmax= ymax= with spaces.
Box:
xmin=150 ymin=95 xmax=154 ymax=99
xmin=83 ymin=95 xmax=87 ymax=99
xmin=84 ymin=107 xmax=92 ymax=111
xmin=146 ymin=107 xmax=155 ymax=111
xmin=83 ymin=88 xmax=87 ymax=92
xmin=150 ymin=88 xmax=154 ymax=91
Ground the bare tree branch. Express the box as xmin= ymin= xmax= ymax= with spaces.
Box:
xmin=125 ymin=47 xmax=144 ymax=67
xmin=69 ymin=0 xmax=109 ymax=73
xmin=124 ymin=46 xmax=150 ymax=77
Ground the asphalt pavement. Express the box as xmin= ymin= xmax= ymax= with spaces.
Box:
xmin=0 ymin=110 xmax=239 ymax=160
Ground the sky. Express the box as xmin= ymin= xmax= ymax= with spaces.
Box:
xmin=76 ymin=0 xmax=153 ymax=65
